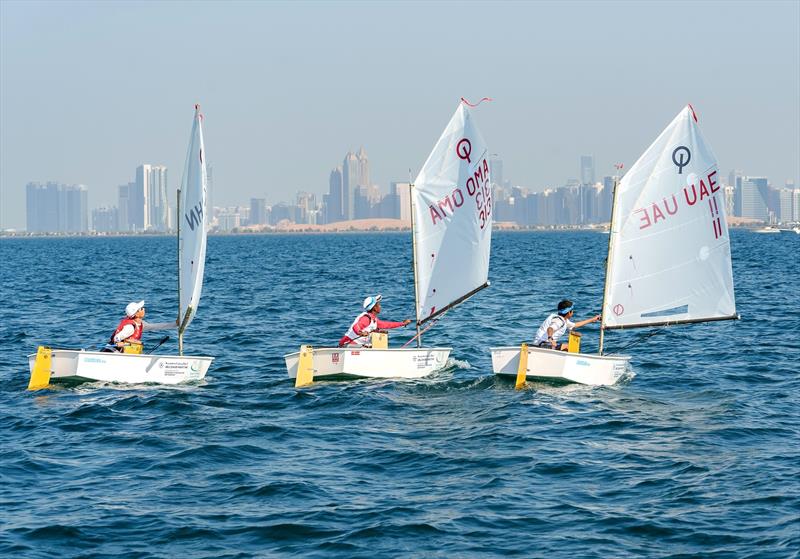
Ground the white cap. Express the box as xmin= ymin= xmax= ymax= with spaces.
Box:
xmin=362 ymin=294 xmax=382 ymax=311
xmin=125 ymin=300 xmax=145 ymax=317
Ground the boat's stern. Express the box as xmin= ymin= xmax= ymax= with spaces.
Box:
xmin=491 ymin=345 xmax=630 ymax=386
xmin=285 ymin=347 xmax=451 ymax=380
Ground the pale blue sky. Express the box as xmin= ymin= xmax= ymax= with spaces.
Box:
xmin=1 ymin=0 xmax=798 ymax=229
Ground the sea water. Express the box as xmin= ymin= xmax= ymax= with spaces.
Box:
xmin=1 ymin=231 xmax=798 ymax=557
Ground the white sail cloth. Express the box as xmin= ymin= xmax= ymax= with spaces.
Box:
xmin=602 ymin=105 xmax=736 ymax=329
xmin=412 ymin=102 xmax=492 ymax=324
xmin=178 ymin=105 xmax=208 ymax=332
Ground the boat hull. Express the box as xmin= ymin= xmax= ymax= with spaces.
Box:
xmin=27 ymin=349 xmax=214 ymax=385
xmin=284 ymin=347 xmax=451 ymax=380
xmin=490 ymin=345 xmax=630 ymax=386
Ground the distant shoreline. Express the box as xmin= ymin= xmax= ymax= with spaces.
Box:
xmin=0 ymin=223 xmax=782 ymax=238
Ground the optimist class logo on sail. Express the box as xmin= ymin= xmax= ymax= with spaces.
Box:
xmin=428 ymin=137 xmax=492 ymax=229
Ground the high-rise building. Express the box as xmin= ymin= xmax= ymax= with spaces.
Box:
xmin=136 ymin=164 xmax=169 ymax=232
xmin=327 ymin=167 xmax=344 ymax=223
xmin=730 ymin=170 xmax=744 ymax=215
xmin=356 ymin=147 xmax=370 ymax=188
xmin=490 ymin=156 xmax=504 ymax=188
xmin=296 ymin=192 xmax=316 ymax=224
xmin=390 ymin=182 xmax=411 ymax=222
xmin=342 ymin=151 xmax=358 ymax=220
xmin=118 ymin=182 xmax=133 ymax=231
xmin=128 ymin=168 xmax=147 ymax=231
xmin=740 ymin=177 xmax=770 ymax=221
xmin=580 ymin=155 xmax=595 ymax=186
xmin=353 ymin=185 xmax=372 ymax=219
xmin=26 ymin=182 xmax=88 ymax=233
xmin=92 ymin=206 xmax=119 ymax=232
xmin=779 ymin=184 xmax=799 ymax=223
xmin=724 ymin=185 xmax=735 ymax=218
xmin=250 ymin=198 xmax=267 ymax=226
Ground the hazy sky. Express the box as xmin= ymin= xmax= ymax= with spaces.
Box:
xmin=1 ymin=0 xmax=798 ymax=229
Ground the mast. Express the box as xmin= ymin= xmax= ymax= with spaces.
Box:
xmin=177 ymin=186 xmax=183 ymax=356
xmin=598 ymin=175 xmax=620 ymax=355
xmin=409 ymin=182 xmax=422 ymax=347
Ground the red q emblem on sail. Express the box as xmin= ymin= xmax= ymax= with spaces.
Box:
xmin=613 ymin=304 xmax=624 ymax=316
xmin=456 ymin=138 xmax=472 ymax=163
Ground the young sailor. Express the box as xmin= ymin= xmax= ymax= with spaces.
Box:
xmin=534 ymin=299 xmax=600 ymax=351
xmin=109 ymin=300 xmax=177 ymax=352
xmin=338 ymin=295 xmax=411 ymax=347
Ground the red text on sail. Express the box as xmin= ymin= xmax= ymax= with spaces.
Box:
xmin=429 ymin=150 xmax=492 ymax=229
xmin=633 ymin=170 xmax=722 ymax=239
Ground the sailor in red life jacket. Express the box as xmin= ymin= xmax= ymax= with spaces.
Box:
xmin=109 ymin=300 xmax=178 ymax=351
xmin=338 ymin=295 xmax=411 ymax=348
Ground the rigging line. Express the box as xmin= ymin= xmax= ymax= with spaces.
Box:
xmin=402 ymin=310 xmax=449 ymax=348
xmin=605 ymin=328 xmax=663 ymax=355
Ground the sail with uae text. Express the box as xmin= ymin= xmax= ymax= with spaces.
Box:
xmin=602 ymin=105 xmax=737 ymax=329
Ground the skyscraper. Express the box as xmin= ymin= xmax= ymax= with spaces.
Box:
xmin=779 ymin=182 xmax=799 ymax=223
xmin=118 ymin=182 xmax=133 ymax=231
xmin=740 ymin=177 xmax=770 ymax=221
xmin=390 ymin=182 xmax=411 ymax=222
xmin=353 ymin=185 xmax=371 ymax=219
xmin=580 ymin=155 xmax=595 ymax=186
xmin=250 ymin=198 xmax=267 ymax=226
xmin=356 ymin=146 xmax=370 ymax=187
xmin=26 ymin=182 xmax=88 ymax=233
xmin=490 ymin=156 xmax=504 ymax=188
xmin=206 ymin=164 xmax=214 ymax=215
xmin=136 ymin=164 xmax=169 ymax=232
xmin=92 ymin=206 xmax=119 ymax=232
xmin=342 ymin=151 xmax=358 ymax=220
xmin=328 ymin=166 xmax=344 ymax=223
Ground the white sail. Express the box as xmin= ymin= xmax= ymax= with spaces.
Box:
xmin=602 ymin=105 xmax=736 ymax=329
xmin=412 ymin=101 xmax=492 ymax=324
xmin=178 ymin=105 xmax=208 ymax=333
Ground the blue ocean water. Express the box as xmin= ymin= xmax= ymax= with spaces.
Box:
xmin=1 ymin=231 xmax=798 ymax=558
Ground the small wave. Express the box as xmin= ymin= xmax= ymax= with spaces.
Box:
xmin=446 ymin=358 xmax=471 ymax=370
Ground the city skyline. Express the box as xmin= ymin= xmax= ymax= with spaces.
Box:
xmin=22 ymin=149 xmax=799 ymax=234
xmin=2 ymin=1 xmax=798 ymax=230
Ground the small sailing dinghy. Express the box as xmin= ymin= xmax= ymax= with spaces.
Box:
xmin=286 ymin=98 xmax=493 ymax=385
xmin=27 ymin=105 xmax=214 ymax=389
xmin=492 ymin=104 xmax=738 ymax=386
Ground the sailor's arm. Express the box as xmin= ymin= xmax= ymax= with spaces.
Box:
xmin=142 ymin=319 xmax=179 ymax=332
xmin=376 ymin=319 xmax=412 ymax=330
xmin=573 ymin=315 xmax=601 ymax=329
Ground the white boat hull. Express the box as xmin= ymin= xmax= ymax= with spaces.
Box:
xmin=284 ymin=347 xmax=451 ymax=380
xmin=490 ymin=345 xmax=630 ymax=386
xmin=27 ymin=349 xmax=214 ymax=385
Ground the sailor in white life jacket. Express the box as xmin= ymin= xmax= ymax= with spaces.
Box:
xmin=533 ymin=299 xmax=600 ymax=351
xmin=108 ymin=300 xmax=177 ymax=351
xmin=338 ymin=294 xmax=411 ymax=347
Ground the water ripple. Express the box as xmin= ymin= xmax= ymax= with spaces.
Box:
xmin=1 ymin=231 xmax=799 ymax=557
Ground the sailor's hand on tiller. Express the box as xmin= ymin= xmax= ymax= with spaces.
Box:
xmin=403 ymin=319 xmax=412 ymax=326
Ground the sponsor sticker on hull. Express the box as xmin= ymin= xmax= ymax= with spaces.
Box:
xmin=412 ymin=354 xmax=437 ymax=369
xmin=158 ymin=359 xmax=192 ymax=377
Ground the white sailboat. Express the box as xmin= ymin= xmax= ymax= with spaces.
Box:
xmin=27 ymin=105 xmax=214 ymax=388
xmin=492 ymin=104 xmax=738 ymax=386
xmin=286 ymin=99 xmax=493 ymax=384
